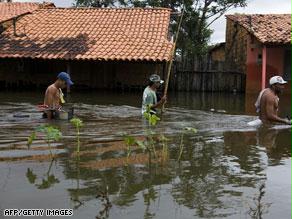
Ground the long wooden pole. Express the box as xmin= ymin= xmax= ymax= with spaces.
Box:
xmin=162 ymin=6 xmax=185 ymax=111
xmin=261 ymin=45 xmax=267 ymax=90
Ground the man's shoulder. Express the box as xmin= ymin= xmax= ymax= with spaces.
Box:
xmin=143 ymin=86 xmax=152 ymax=94
xmin=262 ymin=89 xmax=272 ymax=98
xmin=46 ymin=84 xmax=58 ymax=92
xmin=262 ymin=90 xmax=277 ymax=103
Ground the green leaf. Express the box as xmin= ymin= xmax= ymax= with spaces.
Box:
xmin=123 ymin=135 xmax=136 ymax=146
xmin=35 ymin=125 xmax=62 ymax=142
xmin=143 ymin=112 xmax=150 ymax=120
xmin=27 ymin=132 xmax=36 ymax=147
xmin=46 ymin=126 xmax=62 ymax=141
xmin=35 ymin=125 xmax=46 ymax=133
xmin=136 ymin=140 xmax=146 ymax=151
xmin=70 ymin=117 xmax=83 ymax=129
xmin=159 ymin=134 xmax=169 ymax=142
xmin=184 ymin=127 xmax=197 ymax=133
xmin=149 ymin=114 xmax=160 ymax=126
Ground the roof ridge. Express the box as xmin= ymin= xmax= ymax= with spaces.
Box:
xmin=0 ymin=2 xmax=42 ymax=5
xmin=37 ymin=7 xmax=172 ymax=11
xmin=226 ymin=13 xmax=291 ymax=17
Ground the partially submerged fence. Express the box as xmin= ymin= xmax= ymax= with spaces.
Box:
xmin=169 ymin=71 xmax=246 ymax=92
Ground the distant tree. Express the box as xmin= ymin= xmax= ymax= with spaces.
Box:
xmin=74 ymin=0 xmax=118 ymax=7
xmin=74 ymin=0 xmax=247 ymax=70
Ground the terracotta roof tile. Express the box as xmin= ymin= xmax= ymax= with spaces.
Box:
xmin=0 ymin=2 xmax=55 ymax=23
xmin=226 ymin=14 xmax=291 ymax=44
xmin=0 ymin=7 xmax=173 ymax=61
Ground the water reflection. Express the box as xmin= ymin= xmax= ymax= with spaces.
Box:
xmin=26 ymin=159 xmax=60 ymax=189
xmin=0 ymin=91 xmax=290 ymax=219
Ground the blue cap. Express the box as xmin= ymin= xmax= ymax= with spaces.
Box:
xmin=57 ymin=72 xmax=74 ymax=86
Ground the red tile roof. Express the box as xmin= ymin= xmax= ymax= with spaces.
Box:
xmin=226 ymin=14 xmax=291 ymax=44
xmin=0 ymin=8 xmax=173 ymax=62
xmin=0 ymin=2 xmax=54 ymax=23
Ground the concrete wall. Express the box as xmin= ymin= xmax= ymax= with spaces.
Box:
xmin=0 ymin=58 xmax=165 ymax=90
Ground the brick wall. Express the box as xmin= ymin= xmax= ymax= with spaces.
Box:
xmin=225 ymin=18 xmax=249 ymax=74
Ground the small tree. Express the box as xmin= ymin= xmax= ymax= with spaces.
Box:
xmin=70 ymin=118 xmax=84 ymax=155
xmin=27 ymin=125 xmax=62 ymax=159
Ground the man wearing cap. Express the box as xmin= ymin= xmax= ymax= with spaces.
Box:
xmin=142 ymin=74 xmax=167 ymax=115
xmin=255 ymin=75 xmax=290 ymax=125
xmin=43 ymin=72 xmax=74 ymax=119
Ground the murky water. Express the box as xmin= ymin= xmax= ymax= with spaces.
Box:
xmin=0 ymin=91 xmax=290 ymax=219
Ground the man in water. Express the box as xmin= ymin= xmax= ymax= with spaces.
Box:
xmin=43 ymin=72 xmax=74 ymax=119
xmin=255 ymin=75 xmax=290 ymax=125
xmin=142 ymin=74 xmax=167 ymax=115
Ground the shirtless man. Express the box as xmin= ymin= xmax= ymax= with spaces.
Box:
xmin=43 ymin=72 xmax=73 ymax=119
xmin=256 ymin=76 xmax=290 ymax=125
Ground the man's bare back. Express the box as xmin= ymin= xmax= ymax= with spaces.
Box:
xmin=259 ymin=89 xmax=279 ymax=124
xmin=42 ymin=72 xmax=73 ymax=120
xmin=256 ymin=76 xmax=291 ymax=125
xmin=44 ymin=84 xmax=61 ymax=109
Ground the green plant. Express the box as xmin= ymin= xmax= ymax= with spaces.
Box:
xmin=27 ymin=125 xmax=62 ymax=158
xmin=177 ymin=127 xmax=197 ymax=161
xmin=70 ymin=117 xmax=83 ymax=154
xmin=160 ymin=134 xmax=170 ymax=164
xmin=123 ymin=135 xmax=136 ymax=161
xmin=145 ymin=130 xmax=157 ymax=158
xmin=27 ymin=132 xmax=36 ymax=149
xmin=143 ymin=104 xmax=160 ymax=126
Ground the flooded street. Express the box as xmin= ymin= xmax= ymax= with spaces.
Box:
xmin=0 ymin=91 xmax=290 ymax=219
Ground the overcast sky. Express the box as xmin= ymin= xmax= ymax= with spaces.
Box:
xmin=15 ymin=0 xmax=291 ymax=44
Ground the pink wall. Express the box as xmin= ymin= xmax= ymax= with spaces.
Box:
xmin=246 ymin=36 xmax=288 ymax=94
xmin=245 ymin=37 xmax=290 ymax=113
xmin=246 ymin=36 xmax=262 ymax=94
xmin=266 ymin=47 xmax=285 ymax=83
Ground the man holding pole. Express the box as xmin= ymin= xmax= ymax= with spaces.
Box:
xmin=142 ymin=74 xmax=167 ymax=115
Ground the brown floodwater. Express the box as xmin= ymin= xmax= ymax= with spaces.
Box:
xmin=0 ymin=91 xmax=290 ymax=219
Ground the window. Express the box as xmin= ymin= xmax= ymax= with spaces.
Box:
xmin=283 ymin=49 xmax=291 ymax=81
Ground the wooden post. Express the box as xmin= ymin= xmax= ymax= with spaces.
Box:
xmin=66 ymin=62 xmax=71 ymax=94
xmin=162 ymin=7 xmax=185 ymax=112
xmin=261 ymin=45 xmax=267 ymax=90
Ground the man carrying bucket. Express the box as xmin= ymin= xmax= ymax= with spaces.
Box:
xmin=253 ymin=75 xmax=291 ymax=125
xmin=142 ymin=74 xmax=167 ymax=115
xmin=41 ymin=72 xmax=74 ymax=119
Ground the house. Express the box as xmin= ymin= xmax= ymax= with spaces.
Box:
xmin=0 ymin=7 xmax=173 ymax=90
xmin=207 ymin=42 xmax=225 ymax=71
xmin=0 ymin=2 xmax=55 ymax=32
xmin=225 ymin=14 xmax=291 ymax=94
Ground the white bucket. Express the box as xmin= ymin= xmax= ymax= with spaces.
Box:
xmin=247 ymin=119 xmax=263 ymax=127
xmin=59 ymin=111 xmax=69 ymax=120
xmin=58 ymin=106 xmax=74 ymax=120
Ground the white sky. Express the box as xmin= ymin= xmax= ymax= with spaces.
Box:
xmin=14 ymin=0 xmax=292 ymax=44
